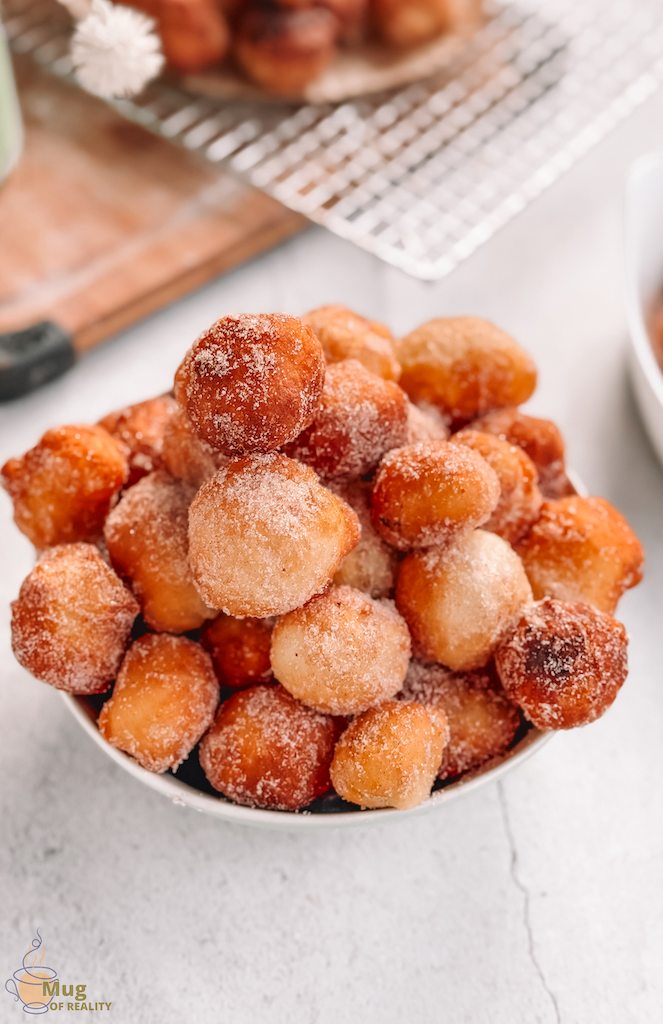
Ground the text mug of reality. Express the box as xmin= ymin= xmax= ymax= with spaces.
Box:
xmin=6 ymin=932 xmax=112 ymax=1014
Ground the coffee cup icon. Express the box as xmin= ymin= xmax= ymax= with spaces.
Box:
xmin=5 ymin=932 xmax=57 ymax=1015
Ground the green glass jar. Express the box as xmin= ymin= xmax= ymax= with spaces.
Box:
xmin=0 ymin=22 xmax=22 ymax=183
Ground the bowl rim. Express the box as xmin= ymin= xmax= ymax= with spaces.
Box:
xmin=625 ymin=153 xmax=663 ymax=405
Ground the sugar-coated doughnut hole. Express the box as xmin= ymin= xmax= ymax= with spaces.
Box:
xmin=104 ymin=470 xmax=216 ymax=633
xmin=11 ymin=543 xmax=139 ymax=694
xmin=396 ymin=317 xmax=537 ymax=427
xmin=284 ymin=359 xmax=408 ymax=481
xmin=451 ymin=429 xmax=542 ymax=545
xmin=271 ymin=585 xmax=411 ymax=715
xmin=98 ymin=395 xmax=178 ymax=488
xmin=515 ymin=496 xmax=644 ymax=615
xmin=188 ymin=453 xmax=359 ymax=617
xmin=1 ymin=424 xmax=127 ymax=549
xmin=371 ymin=441 xmax=500 ymax=550
xmin=200 ymin=613 xmax=273 ymax=689
xmin=405 ymin=401 xmax=449 ymax=445
xmin=470 ymin=407 xmax=574 ymax=500
xmin=400 ymin=660 xmax=520 ymax=779
xmin=373 ymin=0 xmax=464 ymax=47
xmin=199 ymin=684 xmax=338 ymax=810
xmin=302 ymin=304 xmax=401 ymax=381
xmin=331 ymin=478 xmax=399 ymax=598
xmin=330 ymin=701 xmax=448 ymax=810
xmin=98 ymin=633 xmax=219 ymax=772
xmin=234 ymin=4 xmax=338 ymax=96
xmin=174 ymin=313 xmax=325 ymax=455
xmin=161 ymin=405 xmax=227 ymax=488
xmin=494 ymin=598 xmax=628 ymax=729
xmin=396 ymin=529 xmax=533 ymax=671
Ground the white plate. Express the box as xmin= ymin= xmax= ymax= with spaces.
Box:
xmin=625 ymin=153 xmax=663 ymax=469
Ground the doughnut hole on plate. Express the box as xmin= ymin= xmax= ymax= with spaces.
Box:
xmin=400 ymin=660 xmax=521 ymax=779
xmin=371 ymin=440 xmax=500 ymax=550
xmin=515 ymin=496 xmax=644 ymax=615
xmin=270 ymin=585 xmax=411 ymax=715
xmin=331 ymin=478 xmax=399 ymax=598
xmin=104 ymin=470 xmax=216 ymax=634
xmin=98 ymin=633 xmax=219 ymax=772
xmin=451 ymin=428 xmax=542 ymax=545
xmin=199 ymin=684 xmax=338 ymax=810
xmin=494 ymin=598 xmax=629 ymax=729
xmin=372 ymin=0 xmax=471 ymax=47
xmin=200 ymin=613 xmax=274 ymax=689
xmin=234 ymin=4 xmax=339 ymax=95
xmin=283 ymin=359 xmax=408 ymax=481
xmin=330 ymin=701 xmax=448 ymax=810
xmin=11 ymin=543 xmax=139 ymax=694
xmin=396 ymin=317 xmax=537 ymax=428
xmin=395 ymin=529 xmax=533 ymax=672
xmin=302 ymin=304 xmax=401 ymax=381
xmin=405 ymin=401 xmax=449 ymax=445
xmin=161 ymin=405 xmax=227 ymax=488
xmin=98 ymin=395 xmax=178 ymax=488
xmin=188 ymin=453 xmax=359 ymax=617
xmin=470 ymin=407 xmax=574 ymax=499
xmin=174 ymin=313 xmax=325 ymax=455
xmin=1 ymin=424 xmax=127 ymax=549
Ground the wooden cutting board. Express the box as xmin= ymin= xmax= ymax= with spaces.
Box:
xmin=0 ymin=56 xmax=306 ymax=352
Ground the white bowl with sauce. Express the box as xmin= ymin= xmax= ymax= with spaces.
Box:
xmin=625 ymin=153 xmax=663 ymax=469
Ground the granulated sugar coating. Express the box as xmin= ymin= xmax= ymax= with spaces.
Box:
xmin=104 ymin=470 xmax=216 ymax=634
xmin=396 ymin=317 xmax=537 ymax=426
xmin=516 ymin=496 xmax=644 ymax=615
xmin=284 ymin=359 xmax=408 ymax=481
xmin=396 ymin=529 xmax=533 ymax=672
xmin=161 ymin=405 xmax=228 ymax=488
xmin=199 ymin=684 xmax=338 ymax=810
xmin=1 ymin=424 xmax=128 ymax=550
xmin=495 ymin=598 xmax=629 ymax=729
xmin=188 ymin=453 xmax=359 ymax=617
xmin=303 ymin=304 xmax=401 ymax=382
xmin=174 ymin=313 xmax=325 ymax=455
xmin=405 ymin=401 xmax=449 ymax=445
xmin=330 ymin=701 xmax=448 ymax=810
xmin=98 ymin=395 xmax=178 ymax=488
xmin=11 ymin=543 xmax=139 ymax=694
xmin=451 ymin=429 xmax=542 ymax=545
xmin=399 ymin=660 xmax=520 ymax=779
xmin=331 ymin=478 xmax=399 ymax=598
xmin=98 ymin=633 xmax=219 ymax=773
xmin=200 ymin=613 xmax=274 ymax=689
xmin=371 ymin=440 xmax=500 ymax=550
xmin=270 ymin=585 xmax=411 ymax=715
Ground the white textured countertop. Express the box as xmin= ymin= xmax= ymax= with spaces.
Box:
xmin=2 ymin=86 xmax=663 ymax=1024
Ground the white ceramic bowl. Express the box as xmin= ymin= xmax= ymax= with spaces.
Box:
xmin=625 ymin=153 xmax=663 ymax=468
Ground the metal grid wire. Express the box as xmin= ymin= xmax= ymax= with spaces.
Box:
xmin=5 ymin=0 xmax=663 ymax=279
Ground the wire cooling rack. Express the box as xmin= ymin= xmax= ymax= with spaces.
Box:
xmin=5 ymin=0 xmax=663 ymax=279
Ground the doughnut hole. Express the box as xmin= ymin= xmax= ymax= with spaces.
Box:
xmin=302 ymin=304 xmax=401 ymax=381
xmin=451 ymin=429 xmax=542 ymax=545
xmin=11 ymin=543 xmax=139 ymax=694
xmin=1 ymin=424 xmax=128 ymax=549
xmin=395 ymin=529 xmax=533 ymax=671
xmin=330 ymin=701 xmax=448 ymax=810
xmin=174 ymin=313 xmax=325 ymax=455
xmin=98 ymin=395 xmax=178 ymax=487
xmin=200 ymin=613 xmax=274 ymax=689
xmin=188 ymin=453 xmax=359 ymax=617
xmin=405 ymin=401 xmax=449 ymax=445
xmin=331 ymin=478 xmax=399 ymax=598
xmin=234 ymin=4 xmax=338 ymax=96
xmin=98 ymin=633 xmax=219 ymax=772
xmin=161 ymin=405 xmax=227 ymax=488
xmin=470 ymin=407 xmax=574 ymax=499
xmin=104 ymin=470 xmax=216 ymax=633
xmin=199 ymin=684 xmax=338 ymax=810
xmin=515 ymin=496 xmax=644 ymax=614
xmin=270 ymin=585 xmax=411 ymax=715
xmin=494 ymin=598 xmax=629 ymax=729
xmin=400 ymin=660 xmax=520 ymax=779
xmin=371 ymin=441 xmax=500 ymax=550
xmin=373 ymin=0 xmax=469 ymax=47
xmin=396 ymin=317 xmax=537 ymax=427
xmin=284 ymin=359 xmax=408 ymax=481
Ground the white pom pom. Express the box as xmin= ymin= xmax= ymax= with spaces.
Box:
xmin=71 ymin=0 xmax=164 ymax=98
